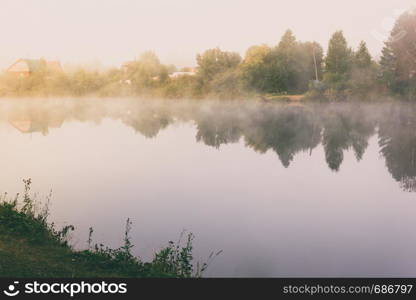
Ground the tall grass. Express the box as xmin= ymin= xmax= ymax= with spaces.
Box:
xmin=0 ymin=179 xmax=220 ymax=278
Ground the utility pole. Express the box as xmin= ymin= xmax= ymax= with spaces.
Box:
xmin=312 ymin=45 xmax=319 ymax=81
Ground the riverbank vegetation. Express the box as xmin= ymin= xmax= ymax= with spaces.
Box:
xmin=0 ymin=179 xmax=215 ymax=277
xmin=0 ymin=9 xmax=416 ymax=101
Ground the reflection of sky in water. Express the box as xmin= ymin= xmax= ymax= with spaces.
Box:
xmin=1 ymin=99 xmax=416 ymax=277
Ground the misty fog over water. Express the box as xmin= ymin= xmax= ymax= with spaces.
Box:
xmin=2 ymin=98 xmax=416 ymax=277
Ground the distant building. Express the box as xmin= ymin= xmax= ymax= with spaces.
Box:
xmin=6 ymin=59 xmax=62 ymax=77
xmin=169 ymin=68 xmax=196 ymax=79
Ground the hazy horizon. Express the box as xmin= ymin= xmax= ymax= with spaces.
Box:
xmin=0 ymin=0 xmax=414 ymax=70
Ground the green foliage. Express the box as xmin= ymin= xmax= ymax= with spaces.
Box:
xmin=0 ymin=179 xmax=218 ymax=278
xmin=206 ymin=68 xmax=247 ymax=99
xmin=349 ymin=41 xmax=378 ymax=98
xmin=195 ymin=48 xmax=242 ymax=96
xmin=241 ymin=44 xmax=273 ymax=92
xmin=0 ymin=179 xmax=73 ymax=246
xmin=69 ymin=69 xmax=104 ymax=96
xmin=319 ymin=33 xmax=380 ymax=100
xmin=379 ymin=10 xmax=416 ymax=99
xmin=163 ymin=75 xmax=199 ymax=99
xmin=7 ymin=20 xmax=416 ymax=101
xmin=241 ymin=30 xmax=323 ymax=94
xmin=323 ymin=31 xmax=353 ymax=90
xmin=355 ymin=41 xmax=372 ymax=69
xmin=196 ymin=48 xmax=242 ymax=81
xmin=126 ymin=51 xmax=169 ymax=93
xmin=379 ymin=44 xmax=397 ymax=91
xmin=273 ymin=30 xmax=299 ymax=93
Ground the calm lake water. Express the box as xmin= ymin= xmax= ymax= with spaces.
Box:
xmin=2 ymin=98 xmax=416 ymax=277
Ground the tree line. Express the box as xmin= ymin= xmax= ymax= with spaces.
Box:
xmin=1 ymin=9 xmax=416 ymax=100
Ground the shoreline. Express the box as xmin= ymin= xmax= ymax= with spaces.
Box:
xmin=0 ymin=181 xmax=206 ymax=278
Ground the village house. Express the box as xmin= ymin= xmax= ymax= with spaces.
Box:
xmin=168 ymin=70 xmax=196 ymax=79
xmin=169 ymin=67 xmax=197 ymax=79
xmin=6 ymin=59 xmax=62 ymax=77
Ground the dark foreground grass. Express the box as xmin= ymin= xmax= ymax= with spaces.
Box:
xmin=0 ymin=179 xmax=219 ymax=278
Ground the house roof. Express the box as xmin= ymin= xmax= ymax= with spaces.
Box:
xmin=7 ymin=59 xmax=62 ymax=73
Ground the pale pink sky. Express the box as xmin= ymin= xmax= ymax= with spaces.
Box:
xmin=0 ymin=0 xmax=414 ymax=69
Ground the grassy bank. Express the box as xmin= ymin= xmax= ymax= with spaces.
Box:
xmin=0 ymin=179 xmax=216 ymax=278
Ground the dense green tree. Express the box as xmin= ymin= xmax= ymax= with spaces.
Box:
xmin=354 ymin=41 xmax=372 ymax=69
xmin=241 ymin=44 xmax=273 ymax=92
xmin=195 ymin=48 xmax=242 ymax=95
xmin=324 ymin=31 xmax=353 ymax=90
xmin=196 ymin=48 xmax=241 ymax=82
xmin=163 ymin=75 xmax=199 ymax=99
xmin=325 ymin=31 xmax=352 ymax=74
xmin=241 ymin=30 xmax=323 ymax=94
xmin=276 ymin=33 xmax=324 ymax=93
xmin=380 ymin=10 xmax=416 ymax=98
xmin=273 ymin=30 xmax=299 ymax=93
xmin=295 ymin=41 xmax=324 ymax=89
xmin=349 ymin=41 xmax=378 ymax=96
xmin=69 ymin=69 xmax=103 ymax=96
xmin=125 ymin=51 xmax=169 ymax=92
xmin=379 ymin=43 xmax=397 ymax=91
xmin=207 ymin=69 xmax=246 ymax=99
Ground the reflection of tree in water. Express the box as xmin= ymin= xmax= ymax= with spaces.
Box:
xmin=193 ymin=104 xmax=376 ymax=170
xmin=244 ymin=106 xmax=321 ymax=167
xmin=321 ymin=105 xmax=375 ymax=171
xmin=379 ymin=104 xmax=416 ymax=192
xmin=120 ymin=106 xmax=173 ymax=138
xmin=195 ymin=106 xmax=243 ymax=148
xmin=8 ymin=106 xmax=65 ymax=136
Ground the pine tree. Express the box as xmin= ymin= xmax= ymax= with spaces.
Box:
xmin=241 ymin=30 xmax=324 ymax=94
xmin=354 ymin=41 xmax=372 ymax=69
xmin=380 ymin=10 xmax=416 ymax=97
xmin=379 ymin=42 xmax=396 ymax=89
xmin=325 ymin=31 xmax=352 ymax=76
xmin=277 ymin=29 xmax=297 ymax=51
xmin=323 ymin=31 xmax=353 ymax=91
xmin=349 ymin=41 xmax=377 ymax=97
xmin=275 ymin=30 xmax=298 ymax=93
